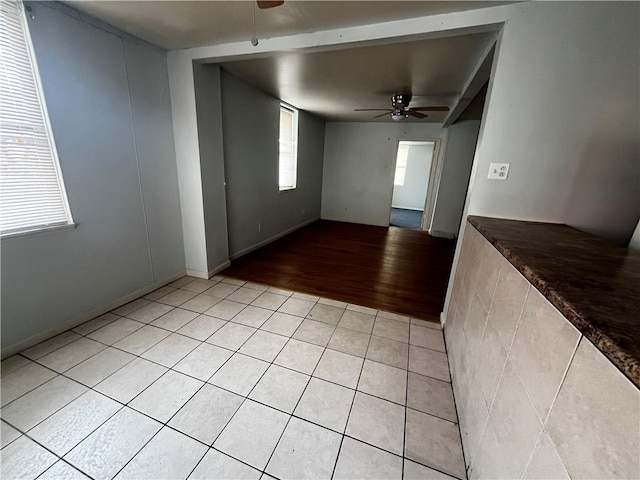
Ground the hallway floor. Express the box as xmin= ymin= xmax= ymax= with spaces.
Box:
xmin=1 ymin=276 xmax=464 ymax=480
xmin=390 ymin=208 xmax=424 ymax=230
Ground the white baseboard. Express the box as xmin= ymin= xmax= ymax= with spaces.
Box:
xmin=430 ymin=229 xmax=456 ymax=239
xmin=391 ymin=206 xmax=424 ymax=212
xmin=186 ymin=260 xmax=231 ymax=279
xmin=229 ymin=217 xmax=319 ymax=260
xmin=1 ymin=270 xmax=185 ymax=359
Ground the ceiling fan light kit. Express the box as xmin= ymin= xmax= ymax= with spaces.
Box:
xmin=354 ymin=94 xmax=449 ymax=121
xmin=257 ymin=0 xmax=284 ymax=8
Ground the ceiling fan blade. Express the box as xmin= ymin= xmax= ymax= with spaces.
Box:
xmin=407 ymin=111 xmax=428 ymax=119
xmin=411 ymin=106 xmax=450 ymax=112
xmin=373 ymin=112 xmax=390 ymax=118
xmin=354 ymin=108 xmax=392 ymax=112
xmin=257 ymin=1 xmax=284 ymax=8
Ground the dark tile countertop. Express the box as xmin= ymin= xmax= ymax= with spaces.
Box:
xmin=468 ymin=215 xmax=640 ymax=389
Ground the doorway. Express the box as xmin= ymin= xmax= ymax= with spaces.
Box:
xmin=389 ymin=140 xmax=437 ymax=230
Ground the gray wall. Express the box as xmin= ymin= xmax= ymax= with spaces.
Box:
xmin=1 ymin=3 xmax=184 ymax=350
xmin=391 ymin=143 xmax=434 ymax=211
xmin=193 ymin=63 xmax=229 ymax=272
xmin=467 ymin=2 xmax=639 ymax=245
xmin=220 ymin=71 xmax=324 ymax=258
xmin=629 ymin=219 xmax=640 ymax=250
xmin=431 ymin=120 xmax=481 ymax=237
xmin=322 ymin=122 xmax=448 ymax=226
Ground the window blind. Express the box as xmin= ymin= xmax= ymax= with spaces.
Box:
xmin=279 ymin=105 xmax=297 ymax=190
xmin=0 ymin=0 xmax=72 ymax=236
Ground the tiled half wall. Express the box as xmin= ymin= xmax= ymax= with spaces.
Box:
xmin=444 ymin=222 xmax=639 ymax=479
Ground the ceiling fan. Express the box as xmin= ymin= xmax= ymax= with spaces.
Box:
xmin=355 ymin=94 xmax=449 ymax=121
xmin=257 ymin=1 xmax=284 ymax=8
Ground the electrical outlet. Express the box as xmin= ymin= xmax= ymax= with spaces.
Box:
xmin=488 ymin=163 xmax=510 ymax=180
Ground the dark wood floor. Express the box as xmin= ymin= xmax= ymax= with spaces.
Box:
xmin=222 ymin=220 xmax=456 ymax=322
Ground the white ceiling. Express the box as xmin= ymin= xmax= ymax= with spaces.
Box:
xmin=66 ymin=1 xmax=502 ymax=123
xmin=219 ymin=32 xmax=495 ymax=122
xmin=67 ymin=1 xmax=507 ymax=49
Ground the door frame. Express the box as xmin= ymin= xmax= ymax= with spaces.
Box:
xmin=388 ymin=138 xmax=442 ymax=231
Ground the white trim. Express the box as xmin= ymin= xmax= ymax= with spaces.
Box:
xmin=185 ymin=269 xmax=209 ymax=279
xmin=443 ymin=39 xmax=497 ymax=127
xmin=387 ymin=139 xmax=441 ymax=232
xmin=179 ymin=6 xmax=508 ymax=63
xmin=441 ymin=27 xmax=504 ymax=326
xmin=1 ymin=270 xmax=186 ymax=359
xmin=423 ymin=138 xmax=449 ymax=232
xmin=0 ymin=2 xmax=74 ymax=236
xmin=186 ymin=260 xmax=231 ymax=279
xmin=230 ymin=217 xmax=318 ymax=260
xmin=390 ymin=206 xmax=423 ymax=212
xmin=278 ymin=103 xmax=298 ymax=191
xmin=0 ymin=221 xmax=76 ymax=240
xmin=430 ymin=230 xmax=457 ymax=239
xmin=168 ymin=53 xmax=209 ymax=274
xmin=22 ymin=2 xmax=74 ymax=227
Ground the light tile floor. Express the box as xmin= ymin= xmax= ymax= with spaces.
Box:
xmin=1 ymin=275 xmax=465 ymax=480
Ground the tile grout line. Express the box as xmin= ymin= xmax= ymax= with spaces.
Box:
xmin=402 ymin=324 xmax=412 ymax=480
xmin=34 ymin=455 xmax=95 ymax=480
xmin=5 ymin=307 xmax=454 ymax=426
xmin=11 ymin=279 xmax=439 ymax=384
xmin=5 ymin=413 xmax=113 ymax=480
xmin=7 ymin=363 xmax=458 ymax=478
xmin=1 ymin=280 xmax=311 ymax=473
xmin=5 ymin=317 xmax=453 ymax=429
xmin=207 ymin=298 xmax=329 ymax=477
xmin=441 ymin=319 xmax=468 ymax=480
xmin=221 ymin=281 xmax=461 ymax=477
xmin=4 ymin=276 xmax=456 ymax=479
xmin=101 ymin=312 xmax=258 ymax=480
xmin=161 ymin=305 xmax=322 ymax=478
xmin=329 ymin=325 xmax=374 ymax=479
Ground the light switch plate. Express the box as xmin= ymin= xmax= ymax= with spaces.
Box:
xmin=488 ymin=163 xmax=510 ymax=180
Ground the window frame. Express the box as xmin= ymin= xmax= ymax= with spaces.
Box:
xmin=0 ymin=0 xmax=74 ymax=239
xmin=393 ymin=144 xmax=409 ymax=186
xmin=278 ymin=103 xmax=298 ymax=192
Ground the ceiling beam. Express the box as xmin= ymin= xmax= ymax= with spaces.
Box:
xmin=443 ymin=39 xmax=496 ymax=127
xmin=175 ymin=5 xmax=511 ymax=64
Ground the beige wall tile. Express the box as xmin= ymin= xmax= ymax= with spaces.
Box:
xmin=405 ymin=409 xmax=465 ymax=479
xmin=523 ymin=430 xmax=569 ymax=480
xmin=546 ymin=339 xmax=640 ymax=479
xmin=487 ymin=261 xmax=529 ymax=352
xmin=476 ymin=319 xmax=507 ymax=410
xmin=509 ymin=288 xmax=580 ymax=420
xmin=461 ymin=227 xmax=485 ymax=296
xmin=470 ymin=420 xmax=507 ymax=480
xmin=462 ymin=295 xmax=488 ymax=359
xmin=487 ymin=361 xmax=543 ymax=479
xmin=475 ymin=242 xmax=503 ymax=311
xmin=458 ymin=383 xmax=489 ymax=468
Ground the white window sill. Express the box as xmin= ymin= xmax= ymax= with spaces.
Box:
xmin=279 ymin=187 xmax=296 ymax=192
xmin=1 ymin=222 xmax=77 ymax=240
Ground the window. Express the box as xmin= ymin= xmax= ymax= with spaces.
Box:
xmin=278 ymin=104 xmax=298 ymax=191
xmin=0 ymin=0 xmax=73 ymax=237
xmin=393 ymin=144 xmax=409 ymax=186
